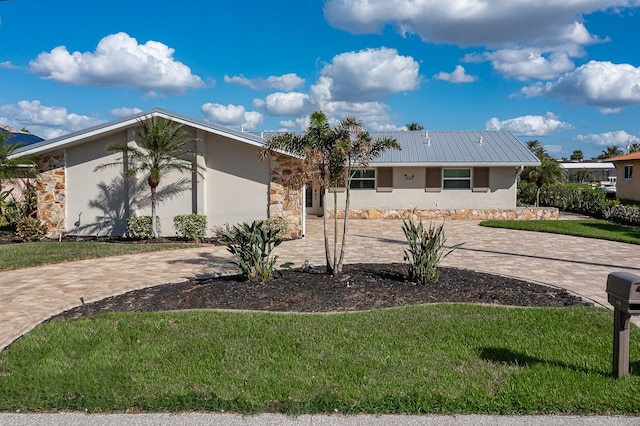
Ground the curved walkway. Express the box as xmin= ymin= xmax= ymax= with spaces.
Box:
xmin=1 ymin=218 xmax=639 ymax=350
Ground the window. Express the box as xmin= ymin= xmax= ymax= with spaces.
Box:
xmin=624 ymin=165 xmax=633 ymax=180
xmin=350 ymin=169 xmax=375 ymax=189
xmin=443 ymin=168 xmax=471 ymax=189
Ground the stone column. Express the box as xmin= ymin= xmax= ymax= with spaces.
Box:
xmin=34 ymin=150 xmax=66 ymax=238
xmin=268 ymin=153 xmax=303 ymax=239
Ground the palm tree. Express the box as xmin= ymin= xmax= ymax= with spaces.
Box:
xmin=629 ymin=143 xmax=640 ymax=153
xmin=526 ymin=140 xmax=545 ymax=159
xmin=528 ymin=156 xmax=567 ymax=207
xmin=570 ymin=150 xmax=584 ymax=161
xmin=0 ymin=132 xmax=36 ymax=193
xmin=262 ymin=111 xmax=399 ymax=275
xmin=96 ymin=116 xmax=203 ymax=239
xmin=405 ymin=122 xmax=424 ymax=131
xmin=597 ymin=145 xmax=624 ymax=159
xmin=334 ymin=117 xmax=399 ymax=273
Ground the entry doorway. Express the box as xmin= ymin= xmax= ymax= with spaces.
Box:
xmin=305 ymin=184 xmax=323 ymax=216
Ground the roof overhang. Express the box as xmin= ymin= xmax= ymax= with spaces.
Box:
xmin=9 ymin=108 xmax=270 ymax=159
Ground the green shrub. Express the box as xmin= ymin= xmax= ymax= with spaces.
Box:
xmin=257 ymin=218 xmax=288 ymax=239
xmin=173 ymin=214 xmax=207 ymax=241
xmin=402 ymin=219 xmax=462 ymax=285
xmin=220 ymin=220 xmax=283 ymax=282
xmin=126 ymin=216 xmax=160 ymax=239
xmin=15 ymin=217 xmax=48 ymax=242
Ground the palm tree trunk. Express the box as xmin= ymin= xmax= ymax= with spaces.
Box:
xmin=332 ymin=189 xmax=338 ymax=273
xmin=321 ymin=188 xmax=333 ymax=274
xmin=151 ymin=185 xmax=159 ymax=239
xmin=535 ymin=186 xmax=541 ymax=208
xmin=336 ymin=185 xmax=350 ymax=274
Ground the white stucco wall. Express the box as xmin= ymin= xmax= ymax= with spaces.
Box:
xmin=204 ymin=133 xmax=270 ymax=227
xmin=334 ymin=166 xmax=517 ymax=210
xmin=66 ymin=124 xmax=272 ymax=237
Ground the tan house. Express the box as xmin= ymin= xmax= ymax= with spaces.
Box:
xmin=607 ymin=152 xmax=640 ymax=202
xmin=11 ymin=109 xmax=545 ymax=240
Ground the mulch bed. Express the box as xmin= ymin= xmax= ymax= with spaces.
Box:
xmin=56 ymin=263 xmax=593 ymax=320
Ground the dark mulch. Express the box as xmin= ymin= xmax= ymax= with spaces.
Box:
xmin=56 ymin=263 xmax=593 ymax=320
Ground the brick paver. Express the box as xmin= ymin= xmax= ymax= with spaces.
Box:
xmin=1 ymin=218 xmax=639 ymax=349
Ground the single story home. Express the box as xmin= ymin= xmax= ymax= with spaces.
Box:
xmin=606 ymin=152 xmax=640 ymax=202
xmin=11 ymin=108 xmax=544 ymax=240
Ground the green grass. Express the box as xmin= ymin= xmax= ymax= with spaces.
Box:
xmin=0 ymin=241 xmax=200 ymax=271
xmin=1 ymin=305 xmax=639 ymax=414
xmin=480 ymin=219 xmax=640 ymax=245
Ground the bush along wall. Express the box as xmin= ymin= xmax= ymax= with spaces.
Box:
xmin=173 ymin=214 xmax=207 ymax=242
xmin=517 ymin=182 xmax=640 ymax=226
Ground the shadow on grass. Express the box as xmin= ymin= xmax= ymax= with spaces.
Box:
xmin=477 ymin=346 xmax=625 ymax=378
xmin=581 ymin=222 xmax=640 ymax=240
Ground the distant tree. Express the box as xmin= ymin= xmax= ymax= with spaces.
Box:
xmin=570 ymin=150 xmax=584 ymax=161
xmin=20 ymin=127 xmax=30 ymax=134
xmin=405 ymin=122 xmax=425 ymax=131
xmin=526 ymin=140 xmax=545 ymax=159
xmin=629 ymin=143 xmax=640 ymax=153
xmin=597 ymin=145 xmax=624 ymax=160
xmin=95 ymin=116 xmax=203 ymax=239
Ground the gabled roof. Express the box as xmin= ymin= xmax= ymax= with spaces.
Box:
xmin=11 ymin=108 xmax=268 ymax=158
xmin=606 ymin=152 xmax=640 ymax=162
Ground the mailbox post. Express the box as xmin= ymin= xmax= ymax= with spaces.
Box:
xmin=606 ymin=272 xmax=640 ymax=379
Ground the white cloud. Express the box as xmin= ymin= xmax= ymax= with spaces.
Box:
xmin=29 ymin=32 xmax=204 ymax=95
xmin=110 ymin=107 xmax=143 ymax=118
xmin=201 ymin=103 xmax=263 ymax=129
xmin=521 ymin=61 xmax=640 ymax=112
xmin=224 ymin=73 xmax=305 ymax=91
xmin=0 ymin=100 xmax=103 ymax=139
xmin=575 ymin=130 xmax=640 ymax=146
xmin=486 ymin=112 xmax=574 ymax=136
xmin=473 ymin=49 xmax=576 ymax=80
xmin=0 ymin=61 xmax=16 ymax=69
xmin=433 ymin=65 xmax=477 ymax=83
xmin=317 ymin=47 xmax=420 ymax=102
xmin=545 ymin=145 xmax=564 ymax=154
xmin=253 ymin=92 xmax=313 ymax=116
xmin=323 ymin=0 xmax=620 ymax=49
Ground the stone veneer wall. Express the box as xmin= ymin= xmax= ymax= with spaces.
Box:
xmin=327 ymin=207 xmax=559 ymax=221
xmin=34 ymin=150 xmax=66 ymax=238
xmin=268 ymin=153 xmax=304 ymax=239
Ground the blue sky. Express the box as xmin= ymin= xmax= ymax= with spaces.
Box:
xmin=1 ymin=0 xmax=639 ymax=159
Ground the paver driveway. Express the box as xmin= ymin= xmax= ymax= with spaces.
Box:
xmin=1 ymin=218 xmax=639 ymax=349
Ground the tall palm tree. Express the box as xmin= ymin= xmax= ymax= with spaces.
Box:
xmin=262 ymin=111 xmax=399 ymax=275
xmin=96 ymin=116 xmax=203 ymax=239
xmin=629 ymin=143 xmax=640 ymax=153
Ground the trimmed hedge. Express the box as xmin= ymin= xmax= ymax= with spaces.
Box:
xmin=173 ymin=214 xmax=207 ymax=242
xmin=126 ymin=216 xmax=160 ymax=239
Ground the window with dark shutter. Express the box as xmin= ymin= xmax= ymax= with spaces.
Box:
xmin=376 ymin=167 xmax=393 ymax=192
xmin=472 ymin=167 xmax=490 ymax=192
xmin=425 ymin=167 xmax=442 ymax=192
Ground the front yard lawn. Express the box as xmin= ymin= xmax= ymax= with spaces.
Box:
xmin=480 ymin=219 xmax=640 ymax=245
xmin=1 ymin=305 xmax=638 ymax=414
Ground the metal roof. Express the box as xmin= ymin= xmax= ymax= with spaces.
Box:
xmin=370 ymin=130 xmax=539 ymax=167
xmin=9 ymin=110 xmax=539 ymax=167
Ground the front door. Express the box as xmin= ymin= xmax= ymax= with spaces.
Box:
xmin=305 ymin=184 xmax=323 ymax=216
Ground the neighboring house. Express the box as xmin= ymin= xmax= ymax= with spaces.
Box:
xmin=1 ymin=125 xmax=45 ymax=146
xmin=11 ymin=109 xmax=545 ymax=240
xmin=559 ymin=161 xmax=616 ymax=183
xmin=606 ymin=152 xmax=640 ymax=201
